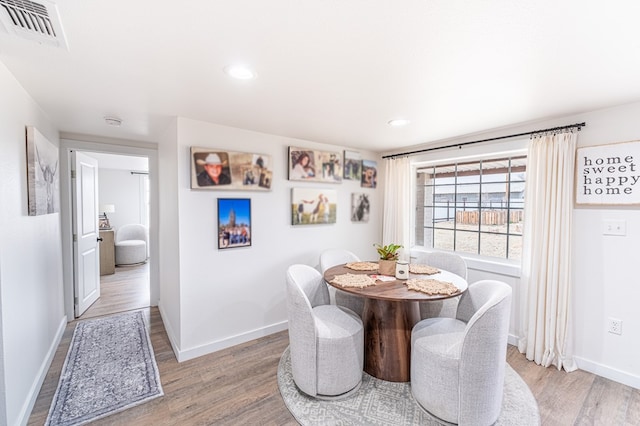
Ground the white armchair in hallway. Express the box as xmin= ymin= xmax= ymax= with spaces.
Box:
xmin=115 ymin=224 xmax=148 ymax=265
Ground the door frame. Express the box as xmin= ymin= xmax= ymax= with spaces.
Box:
xmin=59 ymin=134 xmax=159 ymax=321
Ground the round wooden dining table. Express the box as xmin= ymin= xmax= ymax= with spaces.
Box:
xmin=323 ymin=263 xmax=468 ymax=382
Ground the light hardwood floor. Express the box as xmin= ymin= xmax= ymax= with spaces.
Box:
xmin=80 ymin=262 xmax=150 ymax=320
xmin=29 ymin=284 xmax=640 ymax=425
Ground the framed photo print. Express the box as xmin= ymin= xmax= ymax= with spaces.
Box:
xmin=191 ymin=147 xmax=272 ymax=191
xmin=351 ymin=193 xmax=370 ymax=222
xmin=344 ymin=150 xmax=362 ymax=181
xmin=291 ymin=188 xmax=337 ymax=225
xmin=361 ymin=159 xmax=378 ymax=188
xmin=217 ymin=198 xmax=251 ymax=249
xmin=288 ymin=146 xmax=342 ymax=183
xmin=26 ymin=126 xmax=60 ymax=215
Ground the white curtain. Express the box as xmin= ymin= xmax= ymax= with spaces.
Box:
xmin=382 ymin=156 xmax=411 ymax=256
xmin=518 ymin=131 xmax=577 ymax=372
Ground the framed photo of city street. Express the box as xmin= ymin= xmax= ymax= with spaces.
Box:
xmin=191 ymin=147 xmax=272 ymax=191
xmin=217 ymin=198 xmax=251 ymax=249
xmin=288 ymin=146 xmax=343 ymax=183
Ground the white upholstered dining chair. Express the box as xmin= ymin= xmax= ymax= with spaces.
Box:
xmin=319 ymin=248 xmax=365 ymax=318
xmin=285 ymin=264 xmax=364 ymax=399
xmin=410 ymin=280 xmax=512 ymax=425
xmin=414 ymin=251 xmax=467 ymax=319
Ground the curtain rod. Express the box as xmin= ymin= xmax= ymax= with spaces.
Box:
xmin=382 ymin=122 xmax=586 ymax=159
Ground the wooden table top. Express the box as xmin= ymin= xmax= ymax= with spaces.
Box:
xmin=323 ymin=262 xmax=468 ymax=302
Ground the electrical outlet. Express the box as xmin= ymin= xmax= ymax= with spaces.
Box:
xmin=603 ymin=220 xmax=626 ymax=236
xmin=608 ymin=318 xmax=623 ymax=335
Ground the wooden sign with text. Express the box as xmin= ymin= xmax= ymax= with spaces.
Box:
xmin=575 ymin=140 xmax=640 ymax=205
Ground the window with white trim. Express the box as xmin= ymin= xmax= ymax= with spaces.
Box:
xmin=415 ymin=155 xmax=526 ymax=260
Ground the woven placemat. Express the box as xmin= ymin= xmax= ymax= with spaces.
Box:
xmin=330 ymin=273 xmax=377 ymax=288
xmin=345 ymin=261 xmax=379 ymax=271
xmin=409 ymin=264 xmax=440 ymax=275
xmin=406 ymin=278 xmax=459 ymax=295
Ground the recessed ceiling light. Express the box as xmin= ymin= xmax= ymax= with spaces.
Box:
xmin=388 ymin=119 xmax=411 ymax=127
xmin=104 ymin=116 xmax=122 ymax=127
xmin=224 ymin=65 xmax=257 ymax=80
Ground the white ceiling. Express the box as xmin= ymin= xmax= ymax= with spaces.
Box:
xmin=2 ymin=0 xmax=640 ymax=153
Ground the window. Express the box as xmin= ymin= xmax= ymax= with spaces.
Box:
xmin=415 ymin=155 xmax=526 ymax=260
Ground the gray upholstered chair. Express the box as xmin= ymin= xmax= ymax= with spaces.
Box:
xmin=286 ymin=264 xmax=364 ymax=399
xmin=319 ymin=248 xmax=364 ymax=317
xmin=414 ymin=251 xmax=467 ymax=319
xmin=115 ymin=224 xmax=148 ymax=265
xmin=410 ymin=280 xmax=512 ymax=426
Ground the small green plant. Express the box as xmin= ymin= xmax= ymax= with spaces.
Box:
xmin=373 ymin=243 xmax=403 ymax=261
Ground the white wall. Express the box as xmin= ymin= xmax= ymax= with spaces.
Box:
xmin=98 ymin=168 xmax=146 ymax=230
xmin=168 ymin=117 xmax=382 ymax=360
xmin=0 ymin=62 xmax=66 ymax=425
xmin=405 ymin=103 xmax=640 ymax=389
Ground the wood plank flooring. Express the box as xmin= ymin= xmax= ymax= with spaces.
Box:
xmin=81 ymin=262 xmax=150 ymax=319
xmin=28 ymin=278 xmax=640 ymax=425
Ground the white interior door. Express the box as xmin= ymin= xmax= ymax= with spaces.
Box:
xmin=72 ymin=151 xmax=100 ymax=317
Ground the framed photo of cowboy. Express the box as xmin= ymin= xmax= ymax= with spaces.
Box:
xmin=217 ymin=198 xmax=252 ymax=249
xmin=191 ymin=147 xmax=273 ymax=191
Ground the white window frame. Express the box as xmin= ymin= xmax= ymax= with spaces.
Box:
xmin=410 ymin=142 xmax=528 ymax=276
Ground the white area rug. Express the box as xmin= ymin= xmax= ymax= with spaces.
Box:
xmin=45 ymin=310 xmax=163 ymax=426
xmin=278 ymin=347 xmax=540 ymax=425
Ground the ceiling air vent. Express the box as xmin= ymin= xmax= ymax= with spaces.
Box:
xmin=0 ymin=0 xmax=68 ymax=49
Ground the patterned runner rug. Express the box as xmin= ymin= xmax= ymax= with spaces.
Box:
xmin=277 ymin=347 xmax=540 ymax=425
xmin=45 ymin=310 xmax=163 ymax=426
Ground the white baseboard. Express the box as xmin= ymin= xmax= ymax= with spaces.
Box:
xmin=574 ymin=356 xmax=640 ymax=390
xmin=19 ymin=315 xmax=67 ymax=426
xmin=176 ymin=321 xmax=289 ymax=363
xmin=508 ymin=333 xmax=518 ymax=347
xmin=157 ymin=303 xmax=181 ymax=362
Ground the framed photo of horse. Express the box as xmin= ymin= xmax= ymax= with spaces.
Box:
xmin=351 ymin=193 xmax=370 ymax=222
xmin=291 ymin=188 xmax=337 ymax=225
xmin=26 ymin=126 xmax=60 ymax=216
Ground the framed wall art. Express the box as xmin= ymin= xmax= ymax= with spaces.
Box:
xmin=191 ymin=147 xmax=272 ymax=191
xmin=291 ymin=188 xmax=337 ymax=225
xmin=361 ymin=159 xmax=378 ymax=188
xmin=288 ymin=146 xmax=342 ymax=183
xmin=217 ymin=198 xmax=251 ymax=249
xmin=344 ymin=150 xmax=362 ymax=181
xmin=351 ymin=193 xmax=370 ymax=222
xmin=26 ymin=126 xmax=60 ymax=216
xmin=575 ymin=140 xmax=640 ymax=205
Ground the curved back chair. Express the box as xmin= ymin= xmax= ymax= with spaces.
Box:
xmin=319 ymin=249 xmax=364 ymax=317
xmin=286 ymin=264 xmax=364 ymax=399
xmin=114 ymin=224 xmax=148 ymax=265
xmin=411 ymin=280 xmax=512 ymax=426
xmin=414 ymin=251 xmax=467 ymax=319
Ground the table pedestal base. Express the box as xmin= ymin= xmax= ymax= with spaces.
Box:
xmin=362 ymin=298 xmax=421 ymax=382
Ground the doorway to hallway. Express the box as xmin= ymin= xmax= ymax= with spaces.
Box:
xmin=80 ymin=262 xmax=150 ymax=319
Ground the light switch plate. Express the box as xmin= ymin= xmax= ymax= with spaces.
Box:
xmin=603 ymin=220 xmax=626 ymax=236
